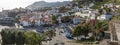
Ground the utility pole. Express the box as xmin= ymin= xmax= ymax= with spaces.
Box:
xmin=2 ymin=8 xmax=4 ymax=11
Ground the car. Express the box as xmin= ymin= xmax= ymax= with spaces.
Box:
xmin=66 ymin=35 xmax=73 ymax=39
xmin=54 ymin=43 xmax=58 ymax=45
xmin=47 ymin=38 xmax=52 ymax=41
xmin=60 ymin=42 xmax=65 ymax=45
xmin=65 ymin=33 xmax=73 ymax=39
xmin=37 ymin=30 xmax=44 ymax=33
xmin=60 ymin=31 xmax=64 ymax=33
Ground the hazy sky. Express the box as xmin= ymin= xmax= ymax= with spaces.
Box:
xmin=0 ymin=0 xmax=71 ymax=11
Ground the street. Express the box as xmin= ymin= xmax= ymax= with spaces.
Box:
xmin=45 ymin=24 xmax=82 ymax=45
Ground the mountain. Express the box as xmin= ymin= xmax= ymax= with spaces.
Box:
xmin=26 ymin=1 xmax=71 ymax=10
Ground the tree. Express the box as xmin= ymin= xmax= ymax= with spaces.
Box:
xmin=59 ymin=6 xmax=71 ymax=13
xmin=73 ymin=23 xmax=90 ymax=40
xmin=73 ymin=26 xmax=82 ymax=40
xmin=1 ymin=29 xmax=46 ymax=45
xmin=94 ymin=20 xmax=108 ymax=31
xmin=112 ymin=0 xmax=120 ymax=4
xmin=14 ymin=30 xmax=25 ymax=45
xmin=61 ymin=16 xmax=73 ymax=23
xmin=93 ymin=20 xmax=108 ymax=40
xmin=103 ymin=7 xmax=112 ymax=14
xmin=1 ymin=29 xmax=15 ymax=45
xmin=98 ymin=9 xmax=103 ymax=14
xmin=46 ymin=30 xmax=56 ymax=40
xmin=72 ymin=0 xmax=89 ymax=7
xmin=52 ymin=15 xmax=58 ymax=24
xmin=1 ymin=29 xmax=26 ymax=45
xmin=24 ymin=31 xmax=41 ymax=45
xmin=39 ymin=33 xmax=46 ymax=45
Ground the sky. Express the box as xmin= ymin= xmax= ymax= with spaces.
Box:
xmin=0 ymin=0 xmax=71 ymax=11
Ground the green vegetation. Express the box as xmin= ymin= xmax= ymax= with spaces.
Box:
xmin=59 ymin=6 xmax=71 ymax=13
xmin=52 ymin=15 xmax=58 ymax=24
xmin=1 ymin=29 xmax=46 ymax=45
xmin=72 ymin=0 xmax=119 ymax=9
xmin=91 ymin=2 xmax=102 ymax=9
xmin=72 ymin=20 xmax=108 ymax=42
xmin=91 ymin=0 xmax=111 ymax=9
xmin=112 ymin=15 xmax=120 ymax=20
xmin=91 ymin=0 xmax=120 ymax=9
xmin=46 ymin=30 xmax=56 ymax=39
xmin=94 ymin=20 xmax=108 ymax=31
xmin=113 ymin=0 xmax=120 ymax=5
xmin=72 ymin=23 xmax=90 ymax=40
xmin=61 ymin=16 xmax=73 ymax=23
xmin=14 ymin=30 xmax=25 ymax=45
xmin=24 ymin=31 xmax=45 ymax=45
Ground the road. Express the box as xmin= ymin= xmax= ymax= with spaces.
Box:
xmin=46 ymin=26 xmax=82 ymax=45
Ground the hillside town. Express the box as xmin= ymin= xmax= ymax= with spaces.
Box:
xmin=0 ymin=0 xmax=120 ymax=45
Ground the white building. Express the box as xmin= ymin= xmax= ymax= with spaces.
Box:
xmin=61 ymin=13 xmax=69 ymax=17
xmin=73 ymin=9 xmax=98 ymax=20
xmin=73 ymin=12 xmax=91 ymax=18
xmin=90 ymin=13 xmax=96 ymax=20
xmin=21 ymin=21 xmax=31 ymax=26
xmin=104 ymin=4 xmax=114 ymax=8
xmin=73 ymin=18 xmax=81 ymax=24
xmin=97 ymin=14 xmax=112 ymax=20
xmin=58 ymin=17 xmax=62 ymax=23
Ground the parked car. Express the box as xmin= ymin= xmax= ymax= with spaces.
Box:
xmin=54 ymin=43 xmax=58 ymax=45
xmin=60 ymin=42 xmax=65 ymax=45
xmin=65 ymin=33 xmax=73 ymax=39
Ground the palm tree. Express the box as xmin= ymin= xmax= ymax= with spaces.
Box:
xmin=39 ymin=33 xmax=46 ymax=45
xmin=46 ymin=30 xmax=56 ymax=40
xmin=93 ymin=20 xmax=108 ymax=40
